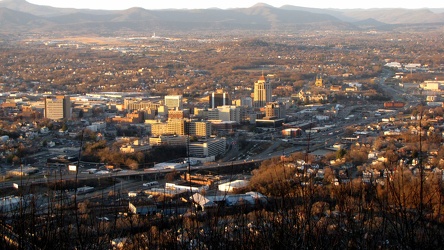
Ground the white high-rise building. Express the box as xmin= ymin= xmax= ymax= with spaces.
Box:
xmin=218 ymin=105 xmax=241 ymax=124
xmin=189 ymin=137 xmax=226 ymax=157
xmin=164 ymin=95 xmax=183 ymax=110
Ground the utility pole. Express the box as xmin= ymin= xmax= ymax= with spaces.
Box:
xmin=419 ymin=110 xmax=424 ymax=218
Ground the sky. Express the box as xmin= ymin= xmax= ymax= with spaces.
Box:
xmin=25 ymin=0 xmax=443 ymax=10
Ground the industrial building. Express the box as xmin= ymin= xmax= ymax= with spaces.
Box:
xmin=218 ymin=180 xmax=250 ymax=193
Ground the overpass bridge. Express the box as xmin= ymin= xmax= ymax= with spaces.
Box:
xmin=0 ymin=159 xmax=261 ymax=190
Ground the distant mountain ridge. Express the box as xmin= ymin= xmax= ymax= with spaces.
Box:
xmin=340 ymin=8 xmax=444 ymax=24
xmin=0 ymin=0 xmax=111 ymax=17
xmin=0 ymin=0 xmax=443 ymax=35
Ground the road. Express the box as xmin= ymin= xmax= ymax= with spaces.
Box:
xmin=1 ymin=69 xmax=420 ymax=192
xmin=377 ymin=68 xmax=420 ymax=104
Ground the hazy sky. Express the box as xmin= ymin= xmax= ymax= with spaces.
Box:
xmin=25 ymin=0 xmax=443 ymax=10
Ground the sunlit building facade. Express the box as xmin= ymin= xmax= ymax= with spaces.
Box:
xmin=253 ymin=75 xmax=272 ymax=108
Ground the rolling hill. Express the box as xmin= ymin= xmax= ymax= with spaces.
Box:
xmin=0 ymin=0 xmax=443 ymax=35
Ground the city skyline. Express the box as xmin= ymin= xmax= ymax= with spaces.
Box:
xmin=24 ymin=0 xmax=444 ymax=11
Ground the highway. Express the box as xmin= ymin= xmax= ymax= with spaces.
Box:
xmin=0 ymin=69 xmax=419 ymax=192
xmin=0 ymin=158 xmax=259 ymax=190
xmin=0 ymin=109 xmax=385 ymax=191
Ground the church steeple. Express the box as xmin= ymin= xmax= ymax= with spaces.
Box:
xmin=315 ymin=74 xmax=324 ymax=87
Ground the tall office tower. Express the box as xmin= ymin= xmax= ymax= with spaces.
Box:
xmin=44 ymin=95 xmax=71 ymax=120
xmin=164 ymin=95 xmax=183 ymax=110
xmin=253 ymin=74 xmax=272 ymax=108
xmin=209 ymin=89 xmax=231 ymax=108
xmin=265 ymin=102 xmax=286 ymax=118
